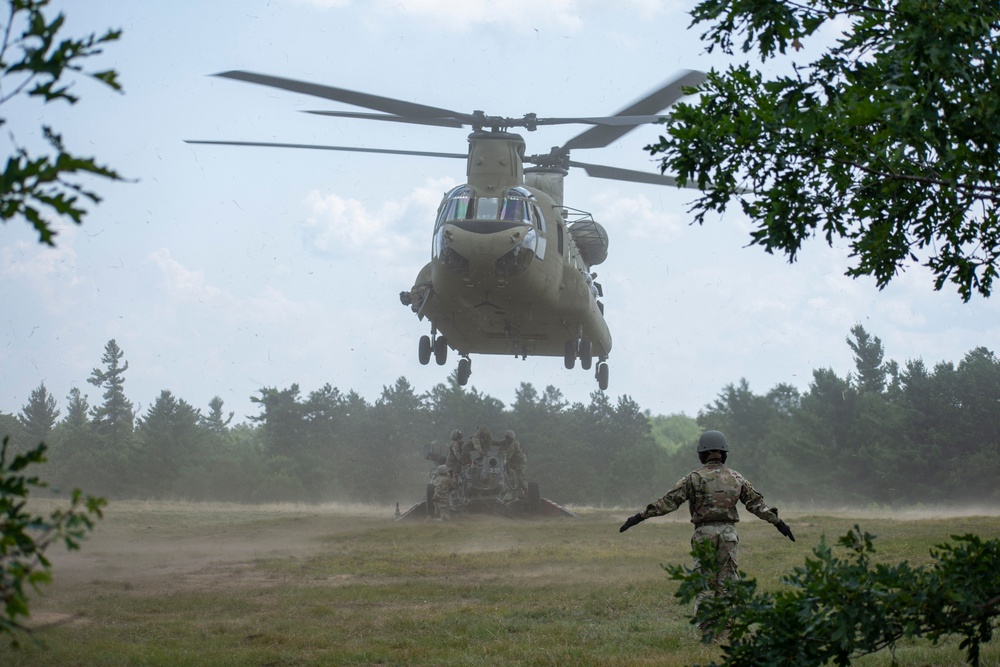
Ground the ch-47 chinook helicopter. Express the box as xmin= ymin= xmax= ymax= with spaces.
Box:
xmin=186 ymin=70 xmax=706 ymax=390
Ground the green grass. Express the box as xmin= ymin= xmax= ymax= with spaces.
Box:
xmin=2 ymin=503 xmax=999 ymax=666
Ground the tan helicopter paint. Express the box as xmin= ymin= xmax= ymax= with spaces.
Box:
xmin=413 ymin=132 xmax=611 ymax=361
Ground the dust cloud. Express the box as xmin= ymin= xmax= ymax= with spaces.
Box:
xmin=38 ymin=500 xmax=1000 ymax=592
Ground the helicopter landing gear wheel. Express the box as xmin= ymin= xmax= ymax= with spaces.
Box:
xmin=418 ymin=335 xmax=432 ymax=365
xmin=597 ymin=362 xmax=609 ymax=391
xmin=579 ymin=338 xmax=593 ymax=370
xmin=457 ymin=357 xmax=472 ymax=386
xmin=564 ymin=339 xmax=577 ymax=369
xmin=434 ymin=336 xmax=448 ymax=365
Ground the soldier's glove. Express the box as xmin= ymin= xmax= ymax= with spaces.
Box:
xmin=775 ymin=520 xmax=795 ymax=542
xmin=619 ymin=513 xmax=645 ymax=533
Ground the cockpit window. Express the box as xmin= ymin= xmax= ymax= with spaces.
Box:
xmin=475 ymin=198 xmax=500 ymax=220
xmin=500 ymin=197 xmax=527 ymax=222
xmin=531 ymin=204 xmax=545 ymax=232
xmin=438 ymin=185 xmax=536 ymax=225
xmin=441 ymin=196 xmax=471 ymax=222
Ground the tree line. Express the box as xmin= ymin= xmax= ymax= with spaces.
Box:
xmin=3 ymin=326 xmax=999 ymax=508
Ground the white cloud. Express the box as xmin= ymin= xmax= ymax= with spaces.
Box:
xmin=148 ymin=248 xmax=322 ymax=328
xmin=300 ymin=177 xmax=454 ymax=264
xmin=290 ymin=0 xmax=351 ymax=7
xmin=593 ymin=190 xmax=685 ymax=241
xmin=369 ymin=0 xmax=585 ymax=33
xmin=302 ymin=191 xmax=396 ymax=253
xmin=290 ymin=0 xmax=606 ymax=34
xmin=0 ymin=222 xmax=88 ymax=311
xmin=148 ymin=248 xmax=229 ymax=307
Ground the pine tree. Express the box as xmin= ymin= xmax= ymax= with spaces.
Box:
xmin=135 ymin=390 xmax=202 ymax=495
xmin=17 ymin=382 xmax=60 ymax=446
xmin=87 ymin=339 xmax=134 ymax=447
xmin=65 ymin=387 xmax=90 ymax=427
xmin=847 ymin=324 xmax=887 ymax=394
xmin=200 ymin=396 xmax=234 ymax=434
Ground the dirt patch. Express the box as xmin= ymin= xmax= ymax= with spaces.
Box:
xmin=39 ymin=501 xmax=1000 ymax=598
xmin=44 ymin=501 xmax=386 ymax=594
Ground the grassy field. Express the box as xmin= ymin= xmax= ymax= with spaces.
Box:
xmin=2 ymin=501 xmax=999 ymax=666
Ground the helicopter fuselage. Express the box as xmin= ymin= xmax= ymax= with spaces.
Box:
xmin=415 ymin=184 xmax=611 ymax=360
xmin=399 ymin=130 xmax=614 ymax=387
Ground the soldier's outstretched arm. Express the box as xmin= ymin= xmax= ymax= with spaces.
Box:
xmin=775 ymin=519 xmax=795 ymax=541
xmin=620 ymin=476 xmax=689 ymax=533
xmin=619 ymin=513 xmax=645 ymax=532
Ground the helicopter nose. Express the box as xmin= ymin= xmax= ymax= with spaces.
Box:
xmin=438 ymin=222 xmax=534 ymax=278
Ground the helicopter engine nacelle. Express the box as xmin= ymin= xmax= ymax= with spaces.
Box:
xmin=568 ymin=220 xmax=609 ymax=266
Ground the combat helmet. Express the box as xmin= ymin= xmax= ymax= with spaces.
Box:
xmin=697 ymin=430 xmax=729 ymax=463
xmin=504 ymin=430 xmax=516 ymax=441
xmin=451 ymin=429 xmax=462 ymax=441
xmin=436 ymin=465 xmax=449 ymax=475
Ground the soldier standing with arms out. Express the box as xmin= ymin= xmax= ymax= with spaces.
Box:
xmin=618 ymin=430 xmax=795 ymax=634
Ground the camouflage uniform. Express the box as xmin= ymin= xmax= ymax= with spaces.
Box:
xmin=400 ymin=281 xmax=431 ymax=313
xmin=497 ymin=431 xmax=527 ymax=496
xmin=431 ymin=466 xmax=460 ymax=520
xmin=469 ymin=425 xmax=492 ymax=459
xmin=445 ymin=431 xmax=469 ymax=473
xmin=641 ymin=460 xmax=780 ymax=621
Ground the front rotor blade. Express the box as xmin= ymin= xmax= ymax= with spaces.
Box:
xmin=303 ymin=110 xmax=466 ymax=128
xmin=185 ymin=140 xmax=467 ymax=160
xmin=214 ymin=71 xmax=475 ymax=123
xmin=561 ymin=70 xmax=706 ymax=152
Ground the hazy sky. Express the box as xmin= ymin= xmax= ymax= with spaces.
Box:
xmin=2 ymin=0 xmax=998 ymax=424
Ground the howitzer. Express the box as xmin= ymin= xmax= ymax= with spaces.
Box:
xmin=396 ymin=441 xmax=575 ymax=520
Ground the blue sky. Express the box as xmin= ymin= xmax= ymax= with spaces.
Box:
xmin=2 ymin=0 xmax=997 ymax=424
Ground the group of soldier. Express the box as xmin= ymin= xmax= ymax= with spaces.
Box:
xmin=431 ymin=425 xmax=527 ymax=521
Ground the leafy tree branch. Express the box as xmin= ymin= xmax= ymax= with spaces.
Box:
xmin=0 ymin=0 xmax=123 ymax=245
xmin=1 ymin=436 xmax=105 ymax=643
xmin=649 ymin=0 xmax=1000 ymax=300
xmin=666 ymin=525 xmax=1000 ymax=666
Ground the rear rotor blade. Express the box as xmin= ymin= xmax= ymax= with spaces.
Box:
xmin=561 ymin=70 xmax=706 ymax=151
xmin=533 ymin=114 xmax=677 ymax=128
xmin=570 ymin=160 xmax=747 ymax=192
xmin=185 ymin=139 xmax=467 ymax=160
xmin=568 ymin=160 xmax=688 ymax=188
